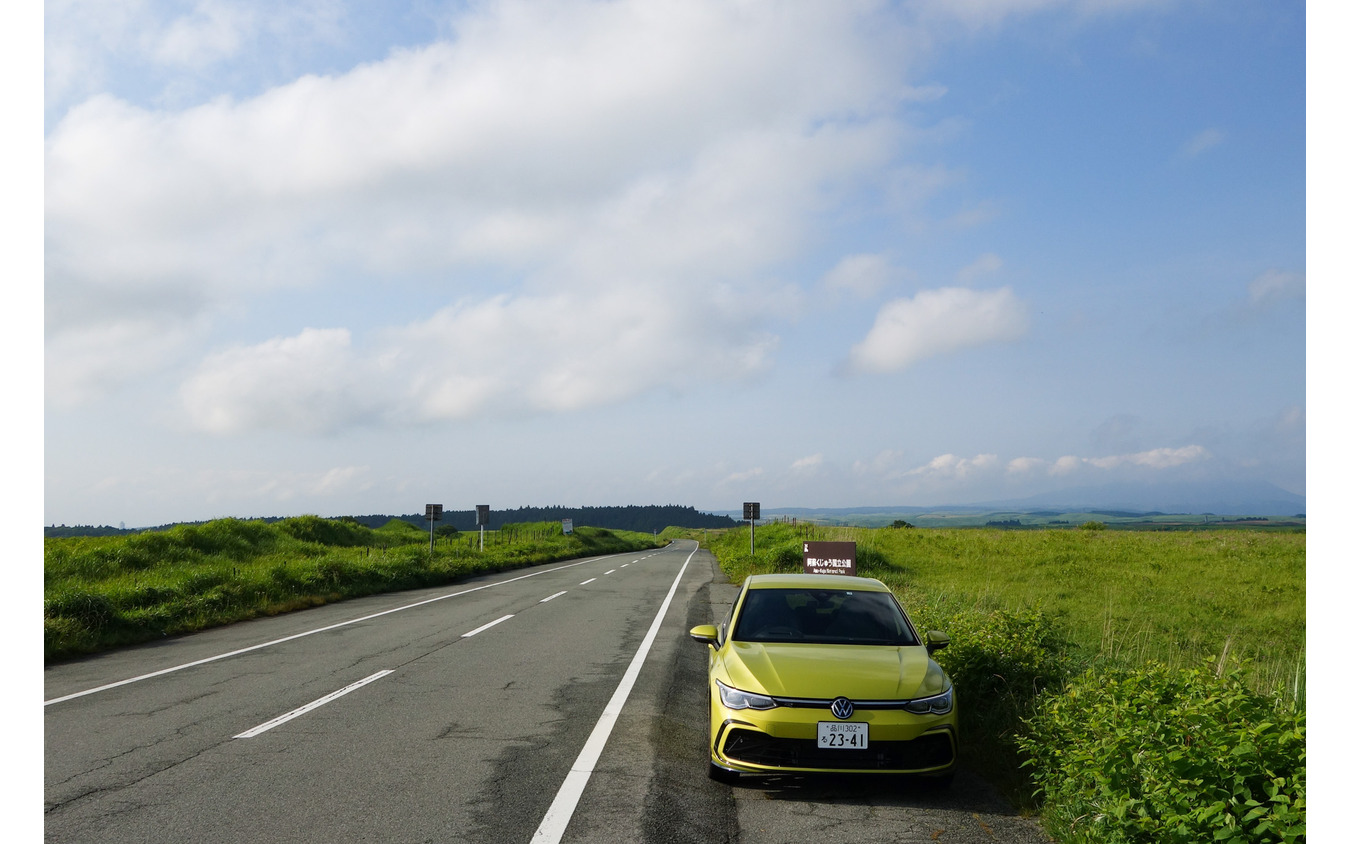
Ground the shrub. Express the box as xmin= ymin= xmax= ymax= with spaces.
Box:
xmin=1018 ymin=662 xmax=1305 ymax=843
xmin=923 ymin=605 xmax=1073 ymax=711
xmin=175 ymin=518 xmax=278 ymax=558
xmin=45 ymin=589 xmax=120 ymax=630
xmin=1079 ymin=521 xmax=1107 ymax=531
xmin=278 ymin=515 xmax=375 ymax=547
xmin=906 ymin=600 xmax=1074 ymax=801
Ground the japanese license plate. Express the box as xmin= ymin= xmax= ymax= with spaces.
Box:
xmin=817 ymin=721 xmax=868 ymax=749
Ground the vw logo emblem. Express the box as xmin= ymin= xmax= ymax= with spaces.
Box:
xmin=830 ymin=697 xmax=854 ymax=720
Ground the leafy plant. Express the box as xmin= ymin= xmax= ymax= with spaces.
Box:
xmin=1018 ymin=662 xmax=1305 ymax=843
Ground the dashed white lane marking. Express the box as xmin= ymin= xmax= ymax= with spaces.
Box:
xmin=579 ymin=578 xmax=597 ymax=585
xmin=234 ymin=670 xmax=394 ymax=739
xmin=462 ymin=615 xmax=514 ymax=637
xmin=540 ymin=591 xmax=567 ymax=603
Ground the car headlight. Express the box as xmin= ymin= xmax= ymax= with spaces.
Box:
xmin=902 ymin=686 xmax=953 ymax=715
xmin=716 ymin=679 xmax=777 ymax=710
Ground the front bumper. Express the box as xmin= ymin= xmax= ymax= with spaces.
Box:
xmin=710 ymin=699 xmax=958 ymax=775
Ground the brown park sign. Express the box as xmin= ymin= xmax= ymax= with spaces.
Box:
xmin=803 ymin=541 xmax=857 ymax=576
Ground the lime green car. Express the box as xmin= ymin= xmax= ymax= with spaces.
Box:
xmin=689 ymin=573 xmax=957 ymax=784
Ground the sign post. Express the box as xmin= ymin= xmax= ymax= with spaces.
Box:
xmin=425 ymin=504 xmax=443 ymax=552
xmin=476 ymin=505 xmax=490 ymax=551
xmin=743 ymin=502 xmax=760 ymax=555
xmin=803 ymin=541 xmax=857 ymax=576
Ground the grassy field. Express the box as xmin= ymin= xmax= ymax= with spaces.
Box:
xmin=45 ymin=515 xmax=662 ymax=661
xmin=707 ymin=522 xmax=1304 ymax=698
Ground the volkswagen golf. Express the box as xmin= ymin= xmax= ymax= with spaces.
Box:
xmin=689 ymin=573 xmax=957 ymax=784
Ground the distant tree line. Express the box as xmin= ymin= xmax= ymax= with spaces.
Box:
xmin=47 ymin=505 xmax=737 ymax=538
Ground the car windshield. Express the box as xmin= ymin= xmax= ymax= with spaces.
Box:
xmin=731 ymin=588 xmax=920 ymax=646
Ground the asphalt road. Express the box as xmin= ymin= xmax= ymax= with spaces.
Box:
xmin=45 ymin=540 xmax=1049 ymax=843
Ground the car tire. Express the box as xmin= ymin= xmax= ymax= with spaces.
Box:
xmin=707 ymin=760 xmax=739 ymax=784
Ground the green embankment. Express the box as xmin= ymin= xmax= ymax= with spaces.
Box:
xmin=701 ymin=522 xmax=1305 ymax=843
xmin=45 ymin=515 xmax=662 ymax=662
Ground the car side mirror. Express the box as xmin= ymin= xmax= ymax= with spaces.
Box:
xmin=925 ymin=630 xmax=950 ymax=653
xmin=689 ymin=624 xmax=719 ymax=647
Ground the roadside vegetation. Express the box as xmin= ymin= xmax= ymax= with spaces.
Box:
xmin=45 ymin=516 xmax=662 ymax=662
xmin=699 ymin=522 xmax=1305 ymax=843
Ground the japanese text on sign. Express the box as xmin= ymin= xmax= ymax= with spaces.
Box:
xmin=803 ymin=541 xmax=857 ymax=576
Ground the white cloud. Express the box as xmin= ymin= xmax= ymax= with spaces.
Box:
xmin=1044 ymin=445 xmax=1211 ymax=475
xmin=1110 ymin=445 xmax=1210 ymax=469
xmin=45 ymin=0 xmax=346 ymax=111
xmin=821 ymin=254 xmax=897 ymax=298
xmin=1006 ymin=456 xmax=1046 ymax=474
xmin=47 ymin=315 xmax=201 ymax=407
xmin=1181 ymin=127 xmax=1226 ymax=158
xmin=954 ymin=253 xmax=1002 ymax=285
xmin=153 ymin=2 xmax=254 ymax=68
xmin=790 ymin=454 xmax=825 ymax=473
xmin=48 ymin=0 xmax=925 ymax=418
xmin=847 ymin=286 xmax=1029 ymax=373
xmin=180 ymin=328 xmax=382 ymax=435
xmin=906 ymin=452 xmax=1000 ymax=478
xmin=1247 ymin=270 xmax=1305 ymax=307
xmin=720 ymin=467 xmax=765 ymax=487
xmin=179 ymin=290 xmax=778 ymax=434
xmin=852 ymin=449 xmax=905 ymax=477
xmin=1049 ymin=455 xmax=1083 ymax=476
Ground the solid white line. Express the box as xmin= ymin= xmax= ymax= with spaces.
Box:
xmin=579 ymin=578 xmax=597 ymax=585
xmin=530 ymin=545 xmax=697 ymax=844
xmin=234 ymin=670 xmax=394 ymax=739
xmin=45 ymin=551 xmax=639 ymax=706
xmin=462 ymin=615 xmax=514 ymax=637
xmin=540 ymin=591 xmax=567 ymax=603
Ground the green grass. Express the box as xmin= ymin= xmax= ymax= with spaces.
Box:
xmin=707 ymin=522 xmax=1304 ymax=696
xmin=45 ymin=516 xmax=662 ymax=661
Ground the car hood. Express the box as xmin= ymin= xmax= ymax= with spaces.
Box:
xmin=722 ymin=641 xmax=944 ymax=700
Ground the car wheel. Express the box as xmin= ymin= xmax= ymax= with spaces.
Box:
xmin=707 ymin=760 xmax=739 ymax=784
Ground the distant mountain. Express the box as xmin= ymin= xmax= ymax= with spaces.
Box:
xmin=711 ymin=480 xmax=1305 ymax=524
xmin=975 ymin=480 xmax=1305 ymax=517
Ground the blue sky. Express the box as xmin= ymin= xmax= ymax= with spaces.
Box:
xmin=41 ymin=0 xmax=1307 ymax=527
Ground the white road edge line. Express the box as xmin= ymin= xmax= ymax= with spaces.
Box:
xmin=530 ymin=544 xmax=698 ymax=844
xmin=462 ymin=615 xmax=514 ymax=638
xmin=45 ymin=551 xmax=642 ymax=706
xmin=540 ymin=592 xmax=567 ymax=603
xmin=234 ymin=670 xmax=394 ymax=739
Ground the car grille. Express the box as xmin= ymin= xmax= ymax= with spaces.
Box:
xmin=723 ymin=729 xmax=954 ymax=771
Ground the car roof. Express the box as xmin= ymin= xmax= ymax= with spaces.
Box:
xmin=743 ymin=573 xmax=891 ymax=592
